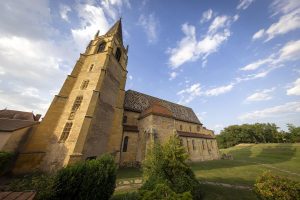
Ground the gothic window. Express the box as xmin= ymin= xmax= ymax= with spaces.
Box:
xmin=71 ymin=96 xmax=83 ymax=112
xmin=180 ymin=125 xmax=182 ymax=130
xmin=197 ymin=126 xmax=200 ymax=132
xmin=115 ymin=48 xmax=121 ymax=62
xmin=80 ymin=80 xmax=89 ymax=90
xmin=68 ymin=111 xmax=75 ymax=120
xmin=123 ymin=115 xmax=127 ymax=124
xmin=122 ymin=136 xmax=129 ymax=152
xmin=97 ymin=42 xmax=106 ymax=53
xmin=88 ymin=64 xmax=94 ymax=72
xmin=192 ymin=140 xmax=196 ymax=150
xmin=60 ymin=122 xmax=72 ymax=142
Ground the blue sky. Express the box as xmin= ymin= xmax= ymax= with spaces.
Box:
xmin=0 ymin=0 xmax=299 ymax=133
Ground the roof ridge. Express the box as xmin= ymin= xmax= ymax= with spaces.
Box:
xmin=126 ymin=89 xmax=194 ymax=110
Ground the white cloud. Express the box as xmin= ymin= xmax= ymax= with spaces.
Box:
xmin=287 ymin=78 xmax=300 ymax=95
xmin=252 ymin=29 xmax=265 ymax=40
xmin=239 ymin=101 xmax=300 ymax=120
xmin=169 ymin=72 xmax=178 ymax=80
xmin=246 ymin=87 xmax=275 ymax=102
xmin=240 ymin=39 xmax=300 ymax=71
xmin=205 ymin=83 xmax=234 ymax=96
xmin=237 ymin=0 xmax=255 ymax=10
xmin=271 ymin=0 xmax=300 ymax=16
xmin=200 ymin=9 xmax=213 ymax=23
xmin=138 ymin=13 xmax=159 ymax=43
xmin=168 ymin=14 xmax=236 ymax=68
xmin=20 ymin=87 xmax=40 ymax=98
xmin=128 ymin=75 xmax=133 ymax=80
xmin=177 ymin=83 xmax=201 ymax=104
xmin=253 ymin=1 xmax=300 ymax=41
xmin=60 ymin=4 xmax=71 ymax=22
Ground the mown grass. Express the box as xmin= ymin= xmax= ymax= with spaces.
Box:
xmin=116 ymin=143 xmax=300 ymax=199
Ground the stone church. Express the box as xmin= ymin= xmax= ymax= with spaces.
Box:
xmin=13 ymin=20 xmax=219 ymax=173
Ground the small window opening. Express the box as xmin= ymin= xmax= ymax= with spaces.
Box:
xmin=115 ymin=48 xmax=121 ymax=62
xmin=123 ymin=115 xmax=127 ymax=124
xmin=86 ymin=156 xmax=97 ymax=160
xmin=202 ymin=141 xmax=205 ymax=150
xmin=59 ymin=122 xmax=73 ymax=142
xmin=88 ymin=64 xmax=94 ymax=72
xmin=97 ymin=42 xmax=106 ymax=53
xmin=122 ymin=136 xmax=129 ymax=152
xmin=180 ymin=125 xmax=182 ymax=130
xmin=80 ymin=80 xmax=89 ymax=90
xmin=71 ymin=96 xmax=83 ymax=112
xmin=192 ymin=140 xmax=196 ymax=150
xmin=197 ymin=126 xmax=200 ymax=131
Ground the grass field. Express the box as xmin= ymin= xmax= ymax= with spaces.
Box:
xmin=116 ymin=143 xmax=300 ymax=199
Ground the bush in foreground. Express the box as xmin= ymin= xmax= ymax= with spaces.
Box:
xmin=140 ymin=135 xmax=202 ymax=199
xmin=52 ymin=154 xmax=117 ymax=200
xmin=254 ymin=171 xmax=300 ymax=200
xmin=0 ymin=151 xmax=15 ymax=175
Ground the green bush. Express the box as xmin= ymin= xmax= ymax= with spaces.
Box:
xmin=0 ymin=151 xmax=15 ymax=175
xmin=141 ymin=183 xmax=192 ymax=200
xmin=140 ymin=136 xmax=202 ymax=199
xmin=52 ymin=154 xmax=117 ymax=200
xmin=111 ymin=192 xmax=141 ymax=200
xmin=254 ymin=171 xmax=300 ymax=200
xmin=9 ymin=173 xmax=54 ymax=200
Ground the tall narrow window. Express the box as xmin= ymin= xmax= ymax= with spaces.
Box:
xmin=97 ymin=42 xmax=106 ymax=53
xmin=189 ymin=126 xmax=192 ymax=132
xmin=180 ymin=138 xmax=183 ymax=146
xmin=123 ymin=115 xmax=127 ymax=124
xmin=180 ymin=125 xmax=182 ymax=130
xmin=187 ymin=140 xmax=190 ymax=152
xmin=197 ymin=126 xmax=200 ymax=132
xmin=115 ymin=48 xmax=121 ymax=62
xmin=72 ymin=96 xmax=83 ymax=112
xmin=60 ymin=122 xmax=72 ymax=142
xmin=122 ymin=136 xmax=129 ymax=152
xmin=202 ymin=140 xmax=205 ymax=150
xmin=80 ymin=80 xmax=89 ymax=90
xmin=192 ymin=140 xmax=196 ymax=150
xmin=88 ymin=64 xmax=94 ymax=72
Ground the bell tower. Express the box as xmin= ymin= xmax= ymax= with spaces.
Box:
xmin=14 ymin=20 xmax=128 ymax=172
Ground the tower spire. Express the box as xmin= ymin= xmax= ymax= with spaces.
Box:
xmin=105 ymin=19 xmax=123 ymax=44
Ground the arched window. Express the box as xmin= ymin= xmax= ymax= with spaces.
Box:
xmin=88 ymin=64 xmax=94 ymax=72
xmin=60 ymin=122 xmax=73 ymax=142
xmin=97 ymin=42 xmax=106 ymax=53
xmin=115 ymin=48 xmax=121 ymax=62
xmin=122 ymin=136 xmax=129 ymax=152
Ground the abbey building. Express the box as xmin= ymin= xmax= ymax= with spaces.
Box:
xmin=10 ymin=20 xmax=219 ymax=173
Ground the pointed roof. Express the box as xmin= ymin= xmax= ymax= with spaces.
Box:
xmin=105 ymin=19 xmax=123 ymax=44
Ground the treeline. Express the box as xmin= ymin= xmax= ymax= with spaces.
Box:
xmin=216 ymin=123 xmax=300 ymax=149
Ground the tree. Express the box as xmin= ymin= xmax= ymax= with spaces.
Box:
xmin=140 ymin=135 xmax=202 ymax=199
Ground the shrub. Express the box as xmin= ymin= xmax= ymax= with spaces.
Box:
xmin=141 ymin=183 xmax=192 ymax=200
xmin=9 ymin=173 xmax=54 ymax=200
xmin=140 ymin=135 xmax=202 ymax=199
xmin=52 ymin=154 xmax=117 ymax=200
xmin=0 ymin=151 xmax=15 ymax=175
xmin=111 ymin=192 xmax=141 ymax=200
xmin=254 ymin=171 xmax=300 ymax=200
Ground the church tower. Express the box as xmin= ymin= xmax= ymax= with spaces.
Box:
xmin=14 ymin=20 xmax=128 ymax=172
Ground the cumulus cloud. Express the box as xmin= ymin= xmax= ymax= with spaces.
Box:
xmin=287 ymin=78 xmax=300 ymax=95
xmin=168 ymin=14 xmax=236 ymax=69
xmin=138 ymin=13 xmax=159 ymax=43
xmin=60 ymin=4 xmax=71 ymax=22
xmin=236 ymin=0 xmax=255 ymax=10
xmin=245 ymin=87 xmax=276 ymax=102
xmin=239 ymin=101 xmax=300 ymax=120
xmin=200 ymin=9 xmax=213 ymax=23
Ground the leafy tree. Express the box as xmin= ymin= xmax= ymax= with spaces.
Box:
xmin=140 ymin=135 xmax=202 ymax=199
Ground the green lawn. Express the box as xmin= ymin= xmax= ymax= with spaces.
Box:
xmin=116 ymin=143 xmax=300 ymax=199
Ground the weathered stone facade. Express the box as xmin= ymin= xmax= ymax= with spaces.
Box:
xmin=13 ymin=20 xmax=219 ymax=173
